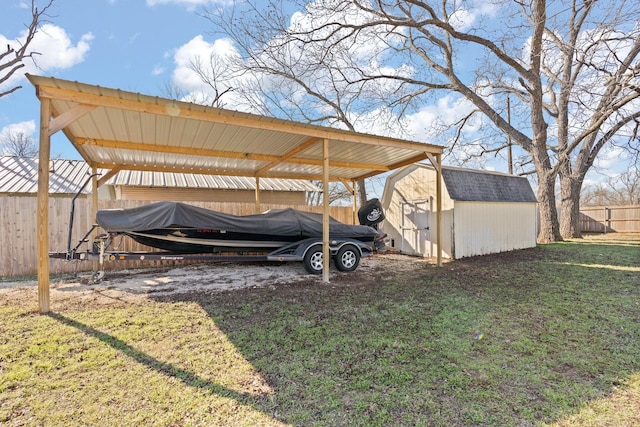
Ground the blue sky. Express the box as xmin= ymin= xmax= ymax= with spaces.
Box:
xmin=0 ymin=0 xmax=220 ymax=159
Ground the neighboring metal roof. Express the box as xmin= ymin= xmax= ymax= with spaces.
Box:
xmin=108 ymin=170 xmax=319 ymax=192
xmin=0 ymin=156 xmax=320 ymax=194
xmin=0 ymin=156 xmax=93 ymax=194
xmin=441 ymin=166 xmax=537 ymax=203
xmin=27 ymin=74 xmax=443 ymax=182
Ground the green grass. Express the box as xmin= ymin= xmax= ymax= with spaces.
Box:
xmin=1 ymin=235 xmax=639 ymax=426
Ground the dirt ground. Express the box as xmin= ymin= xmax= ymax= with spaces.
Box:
xmin=3 ymin=232 xmax=638 ymax=311
xmin=0 ymin=252 xmax=436 ymax=310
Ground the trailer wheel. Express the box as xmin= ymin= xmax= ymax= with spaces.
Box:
xmin=303 ymin=247 xmax=324 ymax=274
xmin=335 ymin=245 xmax=360 ymax=272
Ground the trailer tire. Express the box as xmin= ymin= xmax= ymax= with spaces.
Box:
xmin=303 ymin=247 xmax=324 ymax=275
xmin=335 ymin=245 xmax=360 ymax=272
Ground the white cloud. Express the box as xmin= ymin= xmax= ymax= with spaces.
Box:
xmin=171 ymin=35 xmax=256 ymax=111
xmin=28 ymin=24 xmax=93 ymax=69
xmin=0 ymin=24 xmax=93 ymax=91
xmin=594 ymin=145 xmax=628 ymax=172
xmin=0 ymin=120 xmax=36 ymax=139
xmin=404 ymin=95 xmax=478 ymax=142
xmin=449 ymin=0 xmax=501 ymax=31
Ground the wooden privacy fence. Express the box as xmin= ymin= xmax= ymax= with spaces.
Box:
xmin=579 ymin=205 xmax=640 ymax=233
xmin=0 ymin=196 xmax=354 ymax=278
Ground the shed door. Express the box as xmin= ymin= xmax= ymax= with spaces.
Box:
xmin=400 ymin=200 xmax=431 ymax=257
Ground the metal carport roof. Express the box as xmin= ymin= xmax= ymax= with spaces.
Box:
xmin=28 ymin=74 xmax=444 ymax=313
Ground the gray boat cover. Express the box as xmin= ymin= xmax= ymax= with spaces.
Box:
xmin=96 ymin=201 xmax=378 ymax=238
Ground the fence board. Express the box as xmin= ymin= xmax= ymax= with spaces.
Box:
xmin=1 ymin=197 xmax=354 ymax=277
xmin=579 ymin=205 xmax=640 ymax=233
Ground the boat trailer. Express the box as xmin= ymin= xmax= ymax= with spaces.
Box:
xmin=50 ymin=231 xmax=376 ymax=282
xmin=50 ymin=176 xmax=384 ymax=282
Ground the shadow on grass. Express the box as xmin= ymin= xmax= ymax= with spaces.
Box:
xmin=47 ymin=312 xmax=265 ymax=407
xmin=156 ymin=241 xmax=640 ymax=426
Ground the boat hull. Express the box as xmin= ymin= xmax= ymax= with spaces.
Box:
xmin=97 ymin=202 xmax=384 ymax=254
xmin=122 ymin=227 xmax=380 ymax=254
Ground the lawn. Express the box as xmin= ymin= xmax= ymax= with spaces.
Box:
xmin=1 ymin=234 xmax=639 ymax=426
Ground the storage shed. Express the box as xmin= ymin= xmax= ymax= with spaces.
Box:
xmin=381 ymin=163 xmax=537 ymax=259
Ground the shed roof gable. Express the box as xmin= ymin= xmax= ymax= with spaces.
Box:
xmin=441 ymin=167 xmax=537 ymax=202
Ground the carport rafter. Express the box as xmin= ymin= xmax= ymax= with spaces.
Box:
xmin=74 ymin=137 xmax=391 ymax=178
xmin=89 ymin=162 xmax=351 ymax=181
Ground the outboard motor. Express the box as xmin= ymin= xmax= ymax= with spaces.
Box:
xmin=358 ymin=198 xmax=385 ymax=228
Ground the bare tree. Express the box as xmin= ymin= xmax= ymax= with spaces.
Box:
xmin=201 ymin=2 xmax=408 ymax=206
xmin=1 ymin=131 xmax=39 ymax=157
xmin=0 ymin=0 xmax=55 ymax=98
xmin=306 ymin=180 xmax=353 ymax=205
xmin=582 ymin=167 xmax=640 ymax=206
xmin=552 ymin=4 xmax=640 ymax=237
xmin=208 ymin=0 xmax=640 ymax=242
xmin=186 ymin=51 xmax=238 ymax=108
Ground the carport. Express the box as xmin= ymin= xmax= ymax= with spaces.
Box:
xmin=28 ymin=74 xmax=444 ymax=313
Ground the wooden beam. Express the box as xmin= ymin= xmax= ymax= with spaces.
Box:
xmin=91 ymin=166 xmax=99 ymax=272
xmin=435 ymin=154 xmax=443 ymax=267
xmin=426 ymin=152 xmax=441 ymax=172
xmin=353 ymin=152 xmax=429 ymax=181
xmin=256 ymin=137 xmax=320 ymax=175
xmin=272 ymin=155 xmax=389 ymax=171
xmin=75 ymin=137 xmax=389 ymax=171
xmin=34 ymin=84 xmax=444 ymax=154
xmin=75 ymin=137 xmax=278 ymax=163
xmin=255 ymin=176 xmax=261 ymax=213
xmin=48 ymin=104 xmax=94 ymax=164
xmin=96 ymin=167 xmax=121 ymax=187
xmin=91 ymin=161 xmax=353 ymax=181
xmin=339 ymin=178 xmax=354 ymax=193
xmin=339 ymin=178 xmax=357 ymax=225
xmin=49 ymin=104 xmax=95 ymax=135
xmin=352 ymin=180 xmax=357 ymax=225
xmin=37 ymin=98 xmax=51 ymax=314
xmin=322 ymin=138 xmax=330 ymax=283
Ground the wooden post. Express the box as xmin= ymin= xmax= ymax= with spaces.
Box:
xmin=91 ymin=166 xmax=99 ymax=271
xmin=37 ymin=97 xmax=52 ymax=313
xmin=322 ymin=138 xmax=330 ymax=283
xmin=339 ymin=178 xmax=357 ymax=224
xmin=435 ymin=154 xmax=443 ymax=267
xmin=352 ymin=180 xmax=357 ymax=224
xmin=255 ymin=176 xmax=261 ymax=213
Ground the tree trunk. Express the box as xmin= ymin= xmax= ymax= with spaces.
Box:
xmin=559 ymin=174 xmax=583 ymax=238
xmin=357 ymin=178 xmax=367 ymax=207
xmin=536 ymin=170 xmax=562 ymax=243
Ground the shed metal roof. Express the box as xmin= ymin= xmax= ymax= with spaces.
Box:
xmin=441 ymin=166 xmax=537 ymax=203
xmin=109 ymin=170 xmax=319 ymax=191
xmin=0 ymin=156 xmax=92 ymax=194
xmin=0 ymin=156 xmax=320 ymax=194
xmin=27 ymin=74 xmax=443 ymax=182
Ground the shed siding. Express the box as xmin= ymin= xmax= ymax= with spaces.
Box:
xmin=381 ymin=163 xmax=538 ymax=260
xmin=453 ymin=201 xmax=537 ymax=258
xmin=381 ymin=164 xmax=455 ymax=258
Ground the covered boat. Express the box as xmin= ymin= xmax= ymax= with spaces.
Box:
xmin=96 ymin=201 xmax=384 ymax=254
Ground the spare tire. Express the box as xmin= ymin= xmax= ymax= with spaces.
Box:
xmin=358 ymin=198 xmax=385 ymax=227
